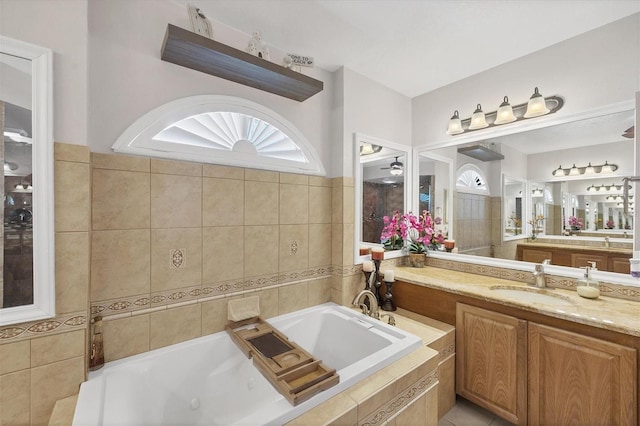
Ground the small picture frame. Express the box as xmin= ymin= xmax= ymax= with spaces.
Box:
xmin=188 ymin=4 xmax=213 ymax=39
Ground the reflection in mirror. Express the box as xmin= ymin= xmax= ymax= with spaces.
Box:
xmin=354 ymin=133 xmax=411 ymax=263
xmin=503 ymin=176 xmax=526 ymax=240
xmin=0 ymin=36 xmax=54 ymax=325
xmin=417 ymin=152 xmax=453 ymax=241
xmin=419 ymin=103 xmax=636 ymax=277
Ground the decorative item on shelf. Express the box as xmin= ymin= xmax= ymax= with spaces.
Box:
xmin=283 ymin=53 xmax=313 ymax=72
xmin=509 ymin=214 xmax=522 ymax=235
xmin=605 ymin=219 xmax=615 ymax=229
xmin=446 ymin=87 xmax=563 ymax=135
xmin=381 ymin=269 xmax=396 ymax=311
xmin=187 ymin=5 xmax=213 ymax=39
xmin=528 ymin=214 xmax=545 ymax=240
xmin=367 ymin=250 xmax=384 ymax=305
xmin=444 ymin=239 xmax=455 ymax=252
xmin=247 ymin=32 xmax=270 ymax=59
xmin=553 ymin=161 xmax=619 ymax=177
xmin=404 ymin=210 xmax=444 ymax=266
xmin=361 ymin=260 xmax=375 ymax=309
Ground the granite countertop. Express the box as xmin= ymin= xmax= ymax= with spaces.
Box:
xmin=394 ymin=266 xmax=640 ymax=337
xmin=517 ymin=241 xmax=632 ymax=255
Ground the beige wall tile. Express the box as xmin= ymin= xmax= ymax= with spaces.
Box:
xmin=342 ymin=186 xmax=355 ymax=224
xmin=331 ymin=224 xmax=343 ymax=266
xmin=151 ymin=158 xmax=202 ymax=176
xmin=203 ymin=164 xmax=244 ymax=179
xmin=149 ymin=304 xmax=201 ymax=350
xmin=251 ymin=288 xmax=279 ymax=319
xmin=332 ymin=186 xmax=343 ymax=224
xmin=342 ymin=223 xmax=355 ymax=266
xmin=278 ymin=283 xmax=308 ymax=315
xmin=280 ymin=173 xmax=308 ymax=185
xmin=280 ymin=184 xmax=309 ymax=224
xmin=103 ymin=314 xmax=150 ymax=362
xmin=31 ymin=330 xmax=84 ymax=368
xmin=31 ymin=356 xmax=84 ymax=425
xmin=92 ymin=168 xmax=150 ymax=230
xmin=91 ymin=229 xmax=150 ymax=301
xmin=55 ymin=142 xmax=89 ymax=163
xmin=245 ymin=169 xmax=279 ymax=182
xmin=55 ymin=161 xmax=91 ymax=232
xmin=309 ymin=186 xmax=332 ymax=224
xmin=203 ymin=177 xmax=244 ymax=226
xmin=91 ymin=152 xmax=150 ymax=172
xmin=279 ymin=225 xmax=309 ymax=272
xmin=1 ymin=370 xmax=30 ymax=425
xmin=0 ymin=340 xmax=30 ymax=375
xmin=245 ymin=181 xmax=279 ymax=225
xmin=56 ymin=232 xmax=89 ymax=314
xmin=201 ymin=295 xmax=241 ymax=335
xmin=151 ymin=174 xmax=202 ymax=228
xmin=309 ymin=176 xmax=332 ymax=187
xmin=308 ymin=278 xmax=332 ymax=306
xmin=309 ymin=223 xmax=332 ymax=267
xmin=330 ymin=275 xmax=347 ymax=306
xmin=202 ymin=226 xmax=244 ymax=283
xmin=151 ymin=228 xmax=202 ymax=292
xmin=244 ymin=225 xmax=279 ymax=277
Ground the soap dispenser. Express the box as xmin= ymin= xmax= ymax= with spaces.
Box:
xmin=576 ymin=261 xmax=600 ymax=299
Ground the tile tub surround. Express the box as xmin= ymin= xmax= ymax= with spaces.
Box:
xmin=395 ymin=266 xmax=640 ymax=337
xmin=90 ymin=153 xmax=334 ymax=321
xmin=0 ymin=143 xmax=90 ymax=426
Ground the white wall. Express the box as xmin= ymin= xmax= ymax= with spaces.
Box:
xmin=0 ymin=0 xmax=88 ymax=146
xmin=412 ymin=13 xmax=640 ymax=147
xmin=340 ymin=68 xmax=412 ymax=177
xmin=87 ymin=0 xmax=335 ymax=173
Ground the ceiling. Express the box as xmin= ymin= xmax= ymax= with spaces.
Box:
xmin=175 ymin=0 xmax=640 ymax=98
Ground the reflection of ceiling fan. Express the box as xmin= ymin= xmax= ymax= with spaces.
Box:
xmin=381 ymin=156 xmax=404 ymax=175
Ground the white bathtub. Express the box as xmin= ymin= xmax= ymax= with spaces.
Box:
xmin=73 ymin=302 xmax=422 ymax=426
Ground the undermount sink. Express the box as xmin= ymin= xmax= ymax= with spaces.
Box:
xmin=490 ymin=286 xmax=575 ymax=306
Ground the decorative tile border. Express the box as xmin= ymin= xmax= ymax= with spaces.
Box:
xmin=92 ymin=266 xmax=333 ymax=319
xmin=439 ymin=343 xmax=455 ymax=362
xmin=425 ymin=257 xmax=640 ymax=302
xmin=0 ymin=311 xmax=87 ymax=343
xmin=359 ymin=369 xmax=438 ymax=426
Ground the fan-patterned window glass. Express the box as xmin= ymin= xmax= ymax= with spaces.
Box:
xmin=456 ymin=165 xmax=488 ymax=193
xmin=153 ymin=112 xmax=307 ymax=163
xmin=112 ymin=95 xmax=325 ymax=176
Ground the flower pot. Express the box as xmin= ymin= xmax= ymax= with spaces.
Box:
xmin=408 ymin=253 xmax=426 ymax=268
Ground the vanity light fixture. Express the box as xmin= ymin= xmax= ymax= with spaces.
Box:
xmin=12 ymin=183 xmax=33 ymax=193
xmin=494 ymin=97 xmax=517 ymax=125
xmin=445 ymin=88 xmax=563 ymax=135
xmin=552 ymin=161 xmax=618 ymax=177
xmin=523 ymin=87 xmax=550 ymax=118
xmin=468 ymin=104 xmax=488 ymax=130
xmin=446 ymin=110 xmax=463 ymax=135
xmin=606 ymin=195 xmax=632 ymax=202
xmin=586 ymin=182 xmax=630 ymax=193
xmin=3 ymin=162 xmax=18 ymax=172
xmin=360 ymin=143 xmax=383 ymax=156
xmin=532 ymin=188 xmax=544 ymax=197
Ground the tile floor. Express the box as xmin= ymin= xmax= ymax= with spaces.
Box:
xmin=438 ymin=397 xmax=515 ymax=426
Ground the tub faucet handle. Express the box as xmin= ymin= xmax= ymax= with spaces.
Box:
xmin=380 ymin=313 xmax=396 ymax=326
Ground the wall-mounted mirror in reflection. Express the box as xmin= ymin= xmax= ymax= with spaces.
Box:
xmin=418 ymin=104 xmax=635 ymax=275
xmin=354 ymin=133 xmax=411 ymax=263
xmin=0 ymin=36 xmax=54 ymax=325
xmin=416 ymin=152 xmax=453 ymax=245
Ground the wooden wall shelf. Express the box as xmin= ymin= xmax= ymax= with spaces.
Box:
xmin=161 ymin=24 xmax=324 ymax=102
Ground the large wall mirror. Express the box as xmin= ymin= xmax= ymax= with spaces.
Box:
xmin=0 ymin=36 xmax=54 ymax=325
xmin=354 ymin=133 xmax=412 ymax=264
xmin=415 ymin=99 xmax=637 ymax=283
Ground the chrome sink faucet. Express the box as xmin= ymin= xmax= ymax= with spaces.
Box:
xmin=353 ymin=289 xmax=380 ymax=319
xmin=531 ymin=259 xmax=550 ymax=288
xmin=604 ymin=236 xmax=610 ymax=248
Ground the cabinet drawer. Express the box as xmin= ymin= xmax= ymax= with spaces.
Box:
xmin=571 ymin=253 xmax=608 ymax=270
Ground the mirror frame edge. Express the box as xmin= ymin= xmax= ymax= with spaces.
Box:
xmin=354 ymin=132 xmax=412 ymax=264
xmin=0 ymin=35 xmax=55 ymax=325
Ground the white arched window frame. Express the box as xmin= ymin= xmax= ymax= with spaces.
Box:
xmin=456 ymin=163 xmax=489 ymax=195
xmin=112 ymin=95 xmax=325 ymax=175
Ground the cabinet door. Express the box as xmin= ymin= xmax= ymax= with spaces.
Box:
xmin=521 ymin=248 xmax=553 ymax=264
xmin=609 ymin=256 xmax=631 ymax=274
xmin=529 ymin=323 xmax=637 ymax=426
xmin=456 ymin=304 xmax=527 ymax=425
xmin=571 ymin=253 xmax=608 ymax=270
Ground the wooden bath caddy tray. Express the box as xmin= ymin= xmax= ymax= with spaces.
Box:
xmin=226 ymin=317 xmax=339 ymax=405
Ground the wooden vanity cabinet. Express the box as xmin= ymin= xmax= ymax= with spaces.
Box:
xmin=456 ymin=304 xmax=527 ymax=425
xmin=528 ymin=323 xmax=637 ymax=426
xmin=517 ymin=244 xmax=631 ymax=273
